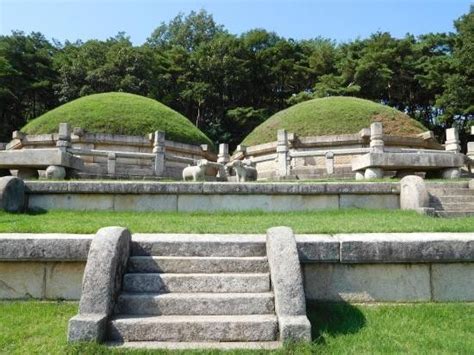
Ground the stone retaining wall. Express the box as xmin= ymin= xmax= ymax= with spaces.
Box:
xmin=1 ymin=233 xmax=472 ymax=302
xmin=24 ymin=181 xmax=401 ymax=212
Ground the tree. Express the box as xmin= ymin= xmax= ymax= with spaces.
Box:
xmin=436 ymin=6 xmax=474 ymax=148
xmin=0 ymin=31 xmax=58 ymax=141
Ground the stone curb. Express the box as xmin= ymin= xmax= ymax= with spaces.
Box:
xmin=1 ymin=233 xmax=473 ymax=263
xmin=24 ymin=181 xmax=400 ymax=195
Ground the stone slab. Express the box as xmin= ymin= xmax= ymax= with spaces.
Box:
xmin=127 ymin=256 xmax=269 ymax=273
xmin=28 ymin=194 xmax=114 ymax=211
xmin=113 ymin=194 xmax=177 ymax=212
xmin=339 ymin=194 xmax=399 ymax=209
xmin=177 ymin=194 xmax=339 ymax=212
xmin=108 ymin=315 xmax=278 ymax=342
xmin=431 ymin=263 xmax=474 ymax=301
xmin=131 ymin=234 xmax=266 ymax=257
xmin=44 ymin=262 xmax=85 ymax=300
xmin=303 ymin=263 xmax=431 ymax=302
xmin=295 ymin=235 xmax=339 ymax=262
xmin=25 ymin=180 xmax=400 ymax=195
xmin=352 ymin=152 xmax=465 ymax=171
xmin=107 ymin=341 xmax=282 ymax=350
xmin=0 ymin=261 xmax=45 ymax=299
xmin=116 ymin=292 xmax=275 ymax=315
xmin=337 ymin=233 xmax=474 ymax=263
xmin=0 ymin=234 xmax=93 ymax=261
xmin=0 ymin=149 xmax=83 ymax=169
xmin=122 ymin=273 xmax=270 ymax=293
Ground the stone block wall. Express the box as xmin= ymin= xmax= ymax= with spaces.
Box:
xmin=0 ymin=233 xmax=472 ymax=302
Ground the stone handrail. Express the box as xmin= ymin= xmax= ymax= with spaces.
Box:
xmin=68 ymin=227 xmax=131 ymax=342
xmin=266 ymin=227 xmax=311 ymax=341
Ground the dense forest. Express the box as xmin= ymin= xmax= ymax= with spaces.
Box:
xmin=0 ymin=7 xmax=472 ymax=149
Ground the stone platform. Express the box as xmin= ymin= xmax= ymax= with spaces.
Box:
xmin=23 ymin=181 xmax=401 ymax=212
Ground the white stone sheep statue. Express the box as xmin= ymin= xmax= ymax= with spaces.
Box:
xmin=229 ymin=159 xmax=257 ymax=182
xmin=182 ymin=159 xmax=208 ymax=182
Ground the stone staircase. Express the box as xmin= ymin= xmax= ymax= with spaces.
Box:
xmin=106 ymin=235 xmax=281 ymax=349
xmin=428 ymin=183 xmax=474 ymax=217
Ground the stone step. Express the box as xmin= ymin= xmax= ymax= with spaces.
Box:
xmin=435 ymin=211 xmax=474 ymax=218
xmin=127 ymin=256 xmax=269 ymax=274
xmin=431 ymin=195 xmax=474 ymax=203
xmin=106 ymin=341 xmax=282 ymax=350
xmin=131 ymin=234 xmax=266 ymax=257
xmin=431 ymin=202 xmax=474 ymax=211
xmin=108 ymin=315 xmax=278 ymax=342
xmin=428 ymin=188 xmax=474 ymax=197
xmin=122 ymin=273 xmax=271 ymax=293
xmin=116 ymin=292 xmax=275 ymax=316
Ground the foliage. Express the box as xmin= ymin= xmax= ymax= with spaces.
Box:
xmin=0 ymin=8 xmax=472 ymax=149
xmin=0 ymin=301 xmax=473 ymax=354
xmin=22 ymin=92 xmax=213 ymax=146
xmin=0 ymin=208 xmax=473 ymax=234
xmin=243 ymin=96 xmax=426 ymax=146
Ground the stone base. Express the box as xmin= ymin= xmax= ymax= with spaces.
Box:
xmin=364 ymin=168 xmax=383 ymax=179
xmin=68 ymin=314 xmax=107 ymax=342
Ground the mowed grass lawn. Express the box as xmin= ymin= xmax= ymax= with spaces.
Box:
xmin=0 ymin=209 xmax=473 ymax=234
xmin=0 ymin=301 xmax=472 ymax=354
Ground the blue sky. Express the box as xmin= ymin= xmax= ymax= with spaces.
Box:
xmin=0 ymin=0 xmax=471 ymax=44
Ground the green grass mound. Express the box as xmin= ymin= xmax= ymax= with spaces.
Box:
xmin=242 ymin=96 xmax=427 ymax=146
xmin=22 ymin=92 xmax=213 ymax=147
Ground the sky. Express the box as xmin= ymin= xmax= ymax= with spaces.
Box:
xmin=0 ymin=0 xmax=472 ymax=45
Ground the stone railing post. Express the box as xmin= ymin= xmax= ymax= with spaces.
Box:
xmin=325 ymin=151 xmax=334 ymax=175
xmin=277 ymin=129 xmax=289 ymax=178
xmin=266 ymin=226 xmax=311 ymax=341
xmin=107 ymin=152 xmax=116 ymax=175
xmin=153 ymin=131 xmax=165 ymax=176
xmin=445 ymin=127 xmax=460 ymax=153
xmin=217 ymin=143 xmax=230 ymax=165
xmin=68 ymin=227 xmax=131 ymax=342
xmin=400 ymin=175 xmax=433 ymax=215
xmin=56 ymin=123 xmax=71 ymax=152
xmin=370 ymin=122 xmax=384 ymax=152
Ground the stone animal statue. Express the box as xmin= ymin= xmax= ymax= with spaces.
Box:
xmin=182 ymin=159 xmax=208 ymax=182
xmin=229 ymin=159 xmax=257 ymax=182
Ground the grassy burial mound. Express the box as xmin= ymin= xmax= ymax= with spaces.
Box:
xmin=22 ymin=92 xmax=213 ymax=147
xmin=242 ymin=96 xmax=427 ymax=146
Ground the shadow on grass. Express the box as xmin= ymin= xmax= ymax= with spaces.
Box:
xmin=24 ymin=208 xmax=48 ymax=215
xmin=306 ymin=301 xmax=366 ymax=344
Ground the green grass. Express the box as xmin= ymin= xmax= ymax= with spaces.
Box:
xmin=1 ymin=301 xmax=473 ymax=354
xmin=242 ymin=96 xmax=427 ymax=146
xmin=22 ymin=92 xmax=213 ymax=148
xmin=1 ymin=209 xmax=473 ymax=234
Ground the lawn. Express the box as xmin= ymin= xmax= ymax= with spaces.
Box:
xmin=0 ymin=301 xmax=472 ymax=354
xmin=0 ymin=209 xmax=473 ymax=234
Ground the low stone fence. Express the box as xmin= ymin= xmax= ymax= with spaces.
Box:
xmin=23 ymin=181 xmax=401 ymax=212
xmin=231 ymin=125 xmax=466 ymax=180
xmin=4 ymin=125 xmax=216 ymax=179
xmin=0 ymin=233 xmax=472 ymax=302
